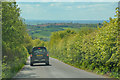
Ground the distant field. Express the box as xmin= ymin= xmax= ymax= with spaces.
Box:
xmin=63 ymin=27 xmax=81 ymax=32
xmin=26 ymin=23 xmax=100 ymax=41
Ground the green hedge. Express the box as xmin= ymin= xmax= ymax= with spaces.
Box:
xmin=2 ymin=2 xmax=33 ymax=78
xmin=48 ymin=10 xmax=119 ymax=78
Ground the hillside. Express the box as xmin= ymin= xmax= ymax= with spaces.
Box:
xmin=26 ymin=23 xmax=100 ymax=41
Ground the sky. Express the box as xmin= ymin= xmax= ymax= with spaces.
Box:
xmin=17 ymin=1 xmax=118 ymax=20
xmin=16 ymin=0 xmax=119 ymax=2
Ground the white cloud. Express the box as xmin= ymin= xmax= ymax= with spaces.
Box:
xmin=49 ymin=3 xmax=63 ymax=7
xmin=50 ymin=4 xmax=55 ymax=6
xmin=77 ymin=5 xmax=86 ymax=8
xmin=17 ymin=3 xmax=41 ymax=8
xmin=67 ymin=6 xmax=72 ymax=8
xmin=18 ymin=4 xmax=31 ymax=7
xmin=65 ymin=6 xmax=73 ymax=10
xmin=36 ymin=4 xmax=40 ymax=6
xmin=76 ymin=3 xmax=111 ymax=9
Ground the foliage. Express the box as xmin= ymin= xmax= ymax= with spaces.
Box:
xmin=2 ymin=2 xmax=33 ymax=78
xmin=32 ymin=39 xmax=47 ymax=48
xmin=48 ymin=10 xmax=119 ymax=78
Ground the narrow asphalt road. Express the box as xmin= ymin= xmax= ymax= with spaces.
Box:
xmin=14 ymin=57 xmax=105 ymax=78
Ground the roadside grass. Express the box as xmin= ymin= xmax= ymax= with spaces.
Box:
xmin=2 ymin=53 xmax=29 ymax=78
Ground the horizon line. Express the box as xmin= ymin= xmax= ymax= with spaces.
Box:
xmin=25 ymin=19 xmax=109 ymax=21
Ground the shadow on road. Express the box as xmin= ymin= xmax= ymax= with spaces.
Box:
xmin=21 ymin=67 xmax=34 ymax=71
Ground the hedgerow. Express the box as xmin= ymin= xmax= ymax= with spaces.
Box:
xmin=2 ymin=2 xmax=33 ymax=78
xmin=48 ymin=8 xmax=120 ymax=78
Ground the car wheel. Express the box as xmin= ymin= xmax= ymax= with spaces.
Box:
xmin=46 ymin=61 xmax=49 ymax=65
xmin=30 ymin=62 xmax=33 ymax=66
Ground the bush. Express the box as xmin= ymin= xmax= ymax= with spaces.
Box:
xmin=48 ymin=11 xmax=119 ymax=78
xmin=2 ymin=2 xmax=32 ymax=78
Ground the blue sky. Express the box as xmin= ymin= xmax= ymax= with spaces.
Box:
xmin=17 ymin=2 xmax=118 ymax=20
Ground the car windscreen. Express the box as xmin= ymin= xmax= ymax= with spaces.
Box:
xmin=33 ymin=47 xmax=47 ymax=53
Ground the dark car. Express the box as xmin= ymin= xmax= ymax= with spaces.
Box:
xmin=30 ymin=47 xmax=49 ymax=66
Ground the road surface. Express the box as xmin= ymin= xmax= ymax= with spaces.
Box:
xmin=14 ymin=57 xmax=105 ymax=78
